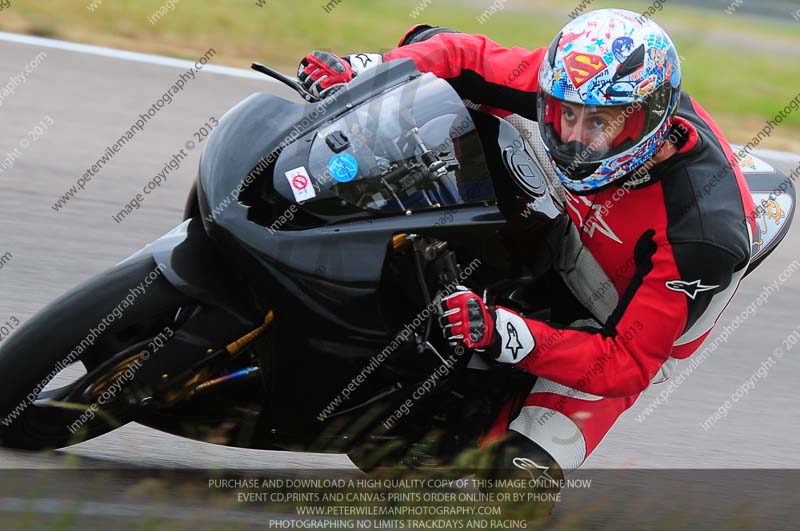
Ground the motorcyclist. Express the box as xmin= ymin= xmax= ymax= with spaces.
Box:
xmin=298 ymin=9 xmax=755 ymax=480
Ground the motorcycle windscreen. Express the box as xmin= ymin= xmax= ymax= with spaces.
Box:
xmin=306 ymin=74 xmax=495 ymax=213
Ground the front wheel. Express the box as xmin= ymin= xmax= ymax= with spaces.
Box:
xmin=0 ymin=254 xmax=191 ymax=450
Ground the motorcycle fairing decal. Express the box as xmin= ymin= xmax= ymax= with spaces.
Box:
xmin=328 ymin=153 xmax=359 ymax=183
xmin=495 ymin=308 xmax=535 ymax=363
xmin=750 ymin=192 xmax=790 ymax=254
xmin=736 ymin=152 xmax=775 ymax=174
xmin=284 ymin=166 xmax=317 ymax=202
xmin=665 ymin=279 xmax=719 ymax=300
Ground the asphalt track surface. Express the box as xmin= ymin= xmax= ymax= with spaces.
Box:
xmin=1 ymin=35 xmax=799 ymax=528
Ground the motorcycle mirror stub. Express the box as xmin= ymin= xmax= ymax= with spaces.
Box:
xmin=325 ymin=130 xmax=351 ymax=153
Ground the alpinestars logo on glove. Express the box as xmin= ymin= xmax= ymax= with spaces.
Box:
xmin=495 ymin=309 xmax=535 ymax=363
xmin=505 ymin=322 xmax=524 ymax=360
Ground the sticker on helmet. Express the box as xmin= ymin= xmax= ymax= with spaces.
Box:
xmin=540 ymin=8 xmax=682 ymax=192
xmin=612 ymin=37 xmax=635 ymax=63
xmin=635 ymin=74 xmax=658 ymax=96
xmin=327 ymin=153 xmax=359 ymax=183
xmin=563 ymin=51 xmax=607 ymax=88
xmin=648 ymin=47 xmax=668 ymax=65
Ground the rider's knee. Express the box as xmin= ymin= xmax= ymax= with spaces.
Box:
xmin=482 ymin=430 xmax=565 ymax=483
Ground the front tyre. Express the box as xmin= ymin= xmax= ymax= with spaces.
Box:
xmin=0 ymin=253 xmax=191 ymax=450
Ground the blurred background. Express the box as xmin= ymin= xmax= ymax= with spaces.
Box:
xmin=2 ymin=0 xmax=799 ymax=150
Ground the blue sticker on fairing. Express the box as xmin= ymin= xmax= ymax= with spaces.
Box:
xmin=328 ymin=153 xmax=359 ymax=183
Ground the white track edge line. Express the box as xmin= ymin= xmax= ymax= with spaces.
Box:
xmin=0 ymin=30 xmax=276 ymax=82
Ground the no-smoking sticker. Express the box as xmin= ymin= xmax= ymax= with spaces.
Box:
xmin=292 ymin=174 xmax=308 ymax=189
xmin=284 ymin=166 xmax=316 ymax=203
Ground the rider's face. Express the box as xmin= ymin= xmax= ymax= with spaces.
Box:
xmin=559 ymin=102 xmax=627 ymax=152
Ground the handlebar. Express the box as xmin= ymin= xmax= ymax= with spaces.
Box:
xmin=251 ymin=62 xmax=320 ymax=103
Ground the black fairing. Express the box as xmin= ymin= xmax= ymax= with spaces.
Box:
xmin=195 ymin=60 xmax=565 ymax=442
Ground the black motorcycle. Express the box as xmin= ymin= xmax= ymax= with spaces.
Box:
xmin=0 ymin=59 xmax=793 ymax=472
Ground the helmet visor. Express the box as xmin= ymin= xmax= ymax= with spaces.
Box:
xmin=537 ymin=91 xmax=651 ymax=172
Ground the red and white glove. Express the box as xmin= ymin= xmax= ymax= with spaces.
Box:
xmin=437 ymin=288 xmax=536 ymax=364
xmin=298 ymin=50 xmax=355 ymax=98
xmin=297 ymin=51 xmax=382 ymax=99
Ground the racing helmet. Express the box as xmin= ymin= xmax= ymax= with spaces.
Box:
xmin=537 ymin=9 xmax=682 ymax=193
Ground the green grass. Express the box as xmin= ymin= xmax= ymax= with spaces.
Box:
xmin=3 ymin=0 xmax=799 ymax=149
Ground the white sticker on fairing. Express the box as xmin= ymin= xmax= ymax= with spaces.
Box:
xmin=494 ymin=308 xmax=536 ymax=364
xmin=736 ymin=153 xmax=775 ymax=174
xmin=284 ymin=166 xmax=316 ymax=203
xmin=751 ymin=191 xmax=792 ymax=257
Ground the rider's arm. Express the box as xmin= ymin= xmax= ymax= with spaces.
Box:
xmin=383 ymin=25 xmax=547 ymax=120
xmin=513 ymin=233 xmax=745 ymax=397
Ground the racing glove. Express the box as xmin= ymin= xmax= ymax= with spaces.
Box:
xmin=297 ymin=50 xmax=383 ymax=98
xmin=437 ymin=288 xmax=536 ymax=364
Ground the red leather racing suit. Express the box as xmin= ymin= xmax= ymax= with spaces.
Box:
xmin=384 ymin=25 xmax=756 ymax=470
